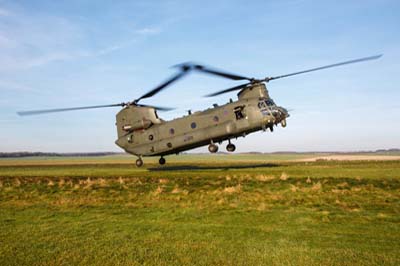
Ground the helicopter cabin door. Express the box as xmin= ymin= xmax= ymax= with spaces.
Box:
xmin=233 ymin=105 xmax=249 ymax=130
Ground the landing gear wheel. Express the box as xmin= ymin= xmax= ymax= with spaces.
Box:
xmin=281 ymin=119 xmax=287 ymax=128
xmin=208 ymin=144 xmax=219 ymax=153
xmin=159 ymin=157 xmax=166 ymax=165
xmin=226 ymin=143 xmax=236 ymax=152
xmin=135 ymin=158 xmax=143 ymax=167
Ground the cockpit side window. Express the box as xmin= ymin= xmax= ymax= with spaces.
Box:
xmin=265 ymin=99 xmax=275 ymax=106
xmin=258 ymin=101 xmax=267 ymax=109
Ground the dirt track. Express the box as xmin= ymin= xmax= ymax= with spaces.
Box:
xmin=298 ymin=155 xmax=400 ymax=162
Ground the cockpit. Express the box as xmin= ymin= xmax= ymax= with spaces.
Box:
xmin=257 ymin=98 xmax=275 ymax=109
xmin=257 ymin=98 xmax=289 ymax=123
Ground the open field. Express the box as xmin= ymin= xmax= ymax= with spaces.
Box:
xmin=1 ymin=154 xmax=400 ymax=265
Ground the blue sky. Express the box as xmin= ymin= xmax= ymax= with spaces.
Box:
xmin=0 ymin=0 xmax=399 ymax=153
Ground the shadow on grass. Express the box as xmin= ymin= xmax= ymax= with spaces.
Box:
xmin=148 ymin=163 xmax=281 ymax=171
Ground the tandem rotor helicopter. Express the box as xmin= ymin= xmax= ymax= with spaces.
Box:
xmin=18 ymin=55 xmax=382 ymax=166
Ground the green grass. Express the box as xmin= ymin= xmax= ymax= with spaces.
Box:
xmin=0 ymin=154 xmax=399 ymax=265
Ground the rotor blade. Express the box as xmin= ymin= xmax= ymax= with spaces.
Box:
xmin=194 ymin=65 xmax=252 ymax=81
xmin=135 ymin=70 xmax=189 ymax=103
xmin=17 ymin=103 xmax=125 ymax=116
xmin=267 ymin=54 xmax=382 ymax=82
xmin=136 ymin=104 xmax=175 ymax=111
xmin=179 ymin=63 xmax=252 ymax=81
xmin=205 ymin=82 xmax=250 ymax=97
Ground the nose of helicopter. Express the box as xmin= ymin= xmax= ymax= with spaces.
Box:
xmin=272 ymin=106 xmax=289 ymax=121
xmin=281 ymin=107 xmax=290 ymax=118
xmin=267 ymin=106 xmax=289 ymax=128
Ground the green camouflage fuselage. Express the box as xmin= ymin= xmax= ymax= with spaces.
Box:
xmin=115 ymin=83 xmax=288 ymax=157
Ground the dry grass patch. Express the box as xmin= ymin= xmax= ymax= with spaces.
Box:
xmin=152 ymin=186 xmax=163 ymax=196
xmin=223 ymin=184 xmax=242 ymax=194
xmin=13 ymin=178 xmax=22 ymax=187
xmin=377 ymin=213 xmax=389 ymax=218
xmin=171 ymin=186 xmax=181 ymax=194
xmin=217 ymin=198 xmax=225 ymax=205
xmin=331 ymin=188 xmax=344 ymax=194
xmin=337 ymin=182 xmax=349 ymax=188
xmin=74 ymin=177 xmax=111 ymax=189
xmin=311 ymin=182 xmax=322 ymax=191
xmin=268 ymin=194 xmax=283 ymax=201
xmin=238 ymin=174 xmax=252 ymax=181
xmin=58 ymin=178 xmax=65 ymax=187
xmin=171 ymin=186 xmax=189 ymax=195
xmin=255 ymin=174 xmax=275 ymax=182
xmin=335 ymin=199 xmax=362 ymax=212
xmin=289 ymin=184 xmax=299 ymax=192
xmin=117 ymin=177 xmax=129 ymax=189
xmin=321 ymin=210 xmax=330 ymax=216
xmin=98 ymin=178 xmax=108 ymax=187
xmin=257 ymin=202 xmax=268 ymax=211
xmin=280 ymin=172 xmax=288 ymax=181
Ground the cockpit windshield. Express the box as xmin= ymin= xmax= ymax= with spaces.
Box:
xmin=258 ymin=99 xmax=275 ymax=109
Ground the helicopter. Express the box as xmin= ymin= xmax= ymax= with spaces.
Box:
xmin=18 ymin=55 xmax=382 ymax=166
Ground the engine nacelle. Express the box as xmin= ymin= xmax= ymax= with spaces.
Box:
xmin=115 ymin=105 xmax=161 ymax=138
xmin=121 ymin=119 xmax=152 ymax=132
xmin=237 ymin=83 xmax=270 ymax=100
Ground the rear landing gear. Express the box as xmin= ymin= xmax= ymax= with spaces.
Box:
xmin=226 ymin=143 xmax=236 ymax=152
xmin=226 ymin=140 xmax=236 ymax=152
xmin=135 ymin=157 xmax=143 ymax=167
xmin=208 ymin=142 xmax=219 ymax=153
xmin=159 ymin=157 xmax=166 ymax=165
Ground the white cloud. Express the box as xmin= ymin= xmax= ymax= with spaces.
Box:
xmin=0 ymin=51 xmax=78 ymax=71
xmin=0 ymin=33 xmax=15 ymax=48
xmin=135 ymin=26 xmax=161 ymax=35
xmin=0 ymin=8 xmax=86 ymax=70
xmin=0 ymin=10 xmax=160 ymax=71
xmin=96 ymin=39 xmax=138 ymax=56
xmin=0 ymin=7 xmax=11 ymax=16
xmin=0 ymin=80 xmax=35 ymax=92
xmin=0 ymin=4 xmax=168 ymax=73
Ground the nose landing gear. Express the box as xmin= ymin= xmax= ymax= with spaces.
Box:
xmin=159 ymin=157 xmax=166 ymax=165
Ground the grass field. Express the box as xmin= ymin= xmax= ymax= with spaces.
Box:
xmin=1 ymin=154 xmax=399 ymax=265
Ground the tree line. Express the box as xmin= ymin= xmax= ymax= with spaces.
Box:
xmin=0 ymin=152 xmax=122 ymax=158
